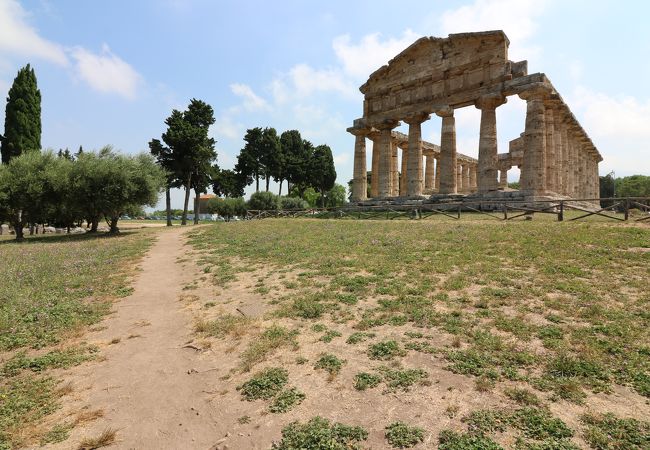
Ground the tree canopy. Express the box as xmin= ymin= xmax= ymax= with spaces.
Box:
xmin=1 ymin=64 xmax=41 ymax=164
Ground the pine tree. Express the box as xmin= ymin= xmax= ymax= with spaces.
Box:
xmin=1 ymin=64 xmax=42 ymax=164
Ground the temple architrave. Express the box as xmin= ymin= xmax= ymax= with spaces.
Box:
xmin=348 ymin=31 xmax=602 ymax=204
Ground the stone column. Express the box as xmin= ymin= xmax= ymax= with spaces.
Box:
xmin=350 ymin=129 xmax=368 ymax=201
xmin=499 ymin=168 xmax=508 ymax=189
xmin=572 ymin=137 xmax=580 ymax=198
xmin=404 ymin=113 xmax=429 ymax=197
xmin=544 ymin=106 xmax=557 ymax=193
xmin=469 ymin=164 xmax=477 ymax=192
xmin=370 ymin=135 xmax=379 ymax=198
xmin=475 ymin=95 xmax=506 ymax=193
xmin=463 ymin=164 xmax=471 ymax=193
xmin=400 ymin=147 xmax=408 ymax=197
xmin=391 ymin=139 xmax=399 ymax=197
xmin=560 ymin=122 xmax=569 ymax=196
xmin=519 ymin=89 xmax=548 ymax=195
xmin=434 ymin=156 xmax=441 ymax=191
xmin=377 ymin=121 xmax=398 ymax=198
xmin=436 ymin=108 xmax=457 ymax=194
xmin=424 ymin=154 xmax=434 ymax=191
xmin=553 ymin=116 xmax=563 ymax=194
xmin=457 ymin=163 xmax=464 ymax=192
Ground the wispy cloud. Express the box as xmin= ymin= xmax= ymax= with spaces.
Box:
xmin=70 ymin=44 xmax=142 ymax=100
xmin=438 ymin=0 xmax=550 ymax=64
xmin=230 ymin=83 xmax=270 ymax=112
xmin=0 ymin=0 xmax=67 ymax=65
xmin=332 ymin=29 xmax=421 ymax=79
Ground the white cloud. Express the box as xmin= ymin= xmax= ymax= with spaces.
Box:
xmin=333 ymin=153 xmax=349 ymax=165
xmin=70 ymin=44 xmax=142 ymax=100
xmin=332 ymin=29 xmax=421 ymax=79
xmin=0 ymin=0 xmax=67 ymax=65
xmin=439 ymin=0 xmax=550 ymax=63
xmin=569 ymin=86 xmax=650 ymax=175
xmin=230 ymin=83 xmax=270 ymax=112
xmin=213 ymin=114 xmax=242 ymax=140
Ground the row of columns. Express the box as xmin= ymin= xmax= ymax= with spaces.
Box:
xmin=352 ymin=91 xmax=600 ymax=202
xmin=519 ymin=88 xmax=600 ymax=199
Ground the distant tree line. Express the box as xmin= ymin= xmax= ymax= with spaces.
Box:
xmin=149 ymin=102 xmax=344 ymax=223
xmin=600 ymin=174 xmax=650 ymax=207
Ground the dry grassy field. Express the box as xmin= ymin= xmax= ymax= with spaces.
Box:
xmin=1 ymin=218 xmax=648 ymax=449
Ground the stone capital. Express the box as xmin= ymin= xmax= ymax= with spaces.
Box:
xmin=434 ymin=106 xmax=454 ymax=118
xmin=403 ymin=112 xmax=431 ymax=125
xmin=346 ymin=126 xmax=373 ymax=137
xmin=518 ymin=86 xmax=551 ymax=102
xmin=475 ymin=94 xmax=507 ymax=110
xmin=375 ymin=119 xmax=400 ymax=131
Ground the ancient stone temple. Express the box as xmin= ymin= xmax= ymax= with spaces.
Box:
xmin=348 ymin=31 xmax=601 ymax=203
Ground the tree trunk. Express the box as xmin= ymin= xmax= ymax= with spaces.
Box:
xmin=29 ymin=224 xmax=34 ymax=235
xmin=278 ymin=179 xmax=283 ymax=196
xmin=266 ymin=176 xmax=270 ymax=192
xmin=90 ymin=218 xmax=99 ymax=233
xmin=109 ymin=216 xmax=120 ymax=234
xmin=12 ymin=217 xmax=24 ymax=242
xmin=182 ymin=173 xmax=192 ymax=226
xmin=193 ymin=189 xmax=200 ymax=225
xmin=165 ymin=186 xmax=172 ymax=227
xmin=67 ymin=225 xmax=71 ymax=234
xmin=255 ymin=174 xmax=259 ymax=192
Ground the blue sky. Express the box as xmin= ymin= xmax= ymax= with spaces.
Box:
xmin=1 ymin=0 xmax=649 ymax=208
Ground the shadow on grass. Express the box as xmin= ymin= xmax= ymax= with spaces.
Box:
xmin=0 ymin=229 xmax=140 ymax=246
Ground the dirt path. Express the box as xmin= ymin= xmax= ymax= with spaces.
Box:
xmin=49 ymin=227 xmax=224 ymax=449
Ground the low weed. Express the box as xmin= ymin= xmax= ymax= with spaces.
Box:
xmin=239 ymin=325 xmax=299 ymax=372
xmin=368 ymin=340 xmax=406 ymax=360
xmin=385 ymin=422 xmax=425 ymax=448
xmin=237 ymin=367 xmax=288 ymax=400
xmin=314 ymin=353 xmax=345 ymax=378
xmin=269 ymin=388 xmax=306 ymax=413
xmin=272 ymin=416 xmax=368 ymax=449
xmin=194 ymin=314 xmax=252 ymax=340
xmin=353 ymin=372 xmax=382 ymax=391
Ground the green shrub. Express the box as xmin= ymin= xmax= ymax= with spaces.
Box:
xmin=378 ymin=367 xmax=428 ymax=392
xmin=248 ymin=191 xmax=279 ymax=211
xmin=237 ymin=367 xmax=288 ymax=400
xmin=385 ymin=422 xmax=425 ymax=448
xmin=272 ymin=416 xmax=368 ymax=449
xmin=354 ymin=372 xmax=381 ymax=391
xmin=269 ymin=388 xmax=306 ymax=413
xmin=438 ymin=430 xmax=503 ymax=450
xmin=314 ymin=353 xmax=345 ymax=377
xmin=346 ymin=332 xmax=375 ymax=344
xmin=368 ymin=340 xmax=406 ymax=360
xmin=280 ymin=196 xmax=309 ymax=210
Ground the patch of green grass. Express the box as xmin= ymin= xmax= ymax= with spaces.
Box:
xmin=40 ymin=423 xmax=72 ymax=445
xmin=237 ymin=367 xmax=288 ymax=401
xmin=239 ymin=325 xmax=299 ymax=372
xmin=269 ymin=387 xmax=306 ymax=413
xmin=438 ymin=430 xmax=503 ymax=450
xmin=194 ymin=314 xmax=251 ymax=340
xmin=1 ymin=345 xmax=98 ymax=377
xmin=314 ymin=353 xmax=345 ymax=377
xmin=0 ymin=231 xmax=154 ymax=351
xmin=311 ymin=323 xmax=327 ymax=333
xmin=237 ymin=415 xmax=251 ymax=424
xmin=319 ymin=330 xmax=342 ymax=343
xmin=0 ymin=376 xmax=60 ymax=448
xmin=368 ymin=340 xmax=406 ymax=360
xmin=378 ymin=367 xmax=429 ymax=392
xmin=346 ymin=332 xmax=375 ymax=344
xmin=581 ymin=413 xmax=650 ymax=450
xmin=353 ymin=372 xmax=382 ymax=391
xmin=272 ymin=416 xmax=368 ymax=450
xmin=385 ymin=422 xmax=425 ymax=448
xmin=504 ymin=387 xmax=541 ymax=406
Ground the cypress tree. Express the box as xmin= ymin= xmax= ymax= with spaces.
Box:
xmin=1 ymin=64 xmax=42 ymax=164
